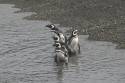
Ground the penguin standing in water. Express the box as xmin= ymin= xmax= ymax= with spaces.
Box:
xmin=45 ymin=24 xmax=80 ymax=64
xmin=54 ymin=42 xmax=68 ymax=64
xmin=46 ymin=24 xmax=67 ymax=45
xmin=53 ymin=31 xmax=67 ymax=45
xmin=67 ymin=29 xmax=80 ymax=55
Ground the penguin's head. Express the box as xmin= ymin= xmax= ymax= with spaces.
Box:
xmin=72 ymin=29 xmax=78 ymax=36
xmin=55 ymin=43 xmax=61 ymax=48
xmin=45 ymin=24 xmax=56 ymax=31
xmin=53 ymin=35 xmax=59 ymax=42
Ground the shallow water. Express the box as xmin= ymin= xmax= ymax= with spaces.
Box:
xmin=0 ymin=4 xmax=125 ymax=83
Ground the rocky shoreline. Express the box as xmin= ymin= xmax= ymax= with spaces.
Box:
xmin=0 ymin=0 xmax=125 ymax=48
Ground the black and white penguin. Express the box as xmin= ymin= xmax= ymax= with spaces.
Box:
xmin=67 ymin=29 xmax=80 ymax=55
xmin=45 ymin=24 xmax=62 ymax=32
xmin=54 ymin=43 xmax=68 ymax=63
xmin=46 ymin=24 xmax=67 ymax=45
xmin=53 ymin=31 xmax=67 ymax=45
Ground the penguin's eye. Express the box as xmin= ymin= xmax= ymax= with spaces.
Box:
xmin=73 ymin=31 xmax=77 ymax=35
xmin=56 ymin=43 xmax=61 ymax=48
xmin=73 ymin=30 xmax=78 ymax=36
xmin=58 ymin=45 xmax=61 ymax=48
xmin=51 ymin=25 xmax=55 ymax=29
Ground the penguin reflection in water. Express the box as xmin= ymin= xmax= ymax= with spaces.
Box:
xmin=67 ymin=29 xmax=80 ymax=55
xmin=54 ymin=43 xmax=68 ymax=64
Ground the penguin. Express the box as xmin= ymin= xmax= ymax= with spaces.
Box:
xmin=54 ymin=43 xmax=68 ymax=63
xmin=67 ymin=29 xmax=80 ymax=55
xmin=53 ymin=31 xmax=67 ymax=45
xmin=45 ymin=24 xmax=62 ymax=32
xmin=46 ymin=24 xmax=67 ymax=45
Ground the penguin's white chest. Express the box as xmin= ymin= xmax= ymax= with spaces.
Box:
xmin=72 ymin=37 xmax=78 ymax=44
xmin=70 ymin=37 xmax=79 ymax=49
xmin=60 ymin=33 xmax=65 ymax=43
xmin=69 ymin=36 xmax=80 ymax=54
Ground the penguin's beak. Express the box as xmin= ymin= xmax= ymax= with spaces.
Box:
xmin=45 ymin=24 xmax=50 ymax=28
xmin=53 ymin=43 xmax=56 ymax=46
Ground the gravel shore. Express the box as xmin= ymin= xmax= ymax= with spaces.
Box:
xmin=0 ymin=0 xmax=125 ymax=48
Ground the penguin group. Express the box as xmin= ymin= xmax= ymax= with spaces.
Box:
xmin=46 ymin=24 xmax=80 ymax=64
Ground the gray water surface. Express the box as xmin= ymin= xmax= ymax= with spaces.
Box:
xmin=0 ymin=4 xmax=125 ymax=83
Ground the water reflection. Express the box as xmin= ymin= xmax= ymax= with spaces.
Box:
xmin=69 ymin=56 xmax=79 ymax=65
xmin=56 ymin=65 xmax=64 ymax=83
xmin=53 ymin=63 xmax=65 ymax=83
xmin=52 ymin=55 xmax=80 ymax=83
